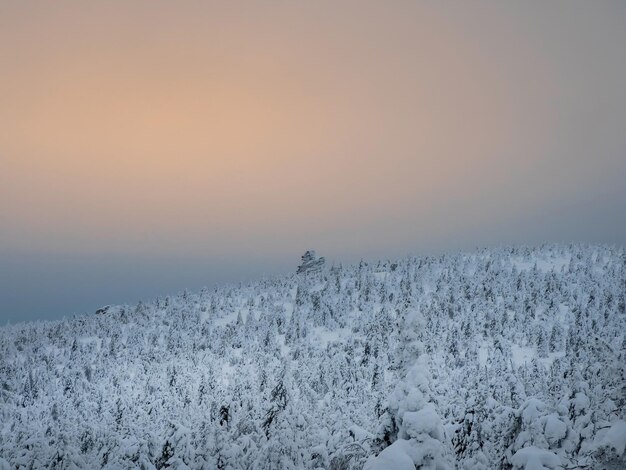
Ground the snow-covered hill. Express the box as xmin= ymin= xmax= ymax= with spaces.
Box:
xmin=1 ymin=244 xmax=625 ymax=469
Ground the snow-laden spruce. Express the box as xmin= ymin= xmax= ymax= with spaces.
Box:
xmin=0 ymin=244 xmax=625 ymax=469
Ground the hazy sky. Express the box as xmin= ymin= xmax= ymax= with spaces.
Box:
xmin=1 ymin=1 xmax=625 ymax=323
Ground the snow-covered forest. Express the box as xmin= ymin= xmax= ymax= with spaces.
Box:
xmin=1 ymin=244 xmax=625 ymax=469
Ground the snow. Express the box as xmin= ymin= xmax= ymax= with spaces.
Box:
xmin=544 ymin=414 xmax=567 ymax=446
xmin=77 ymin=336 xmax=102 ymax=351
xmin=310 ymin=326 xmax=350 ymax=347
xmin=511 ymin=446 xmax=561 ymax=469
xmin=512 ymin=256 xmax=570 ymax=273
xmin=402 ymin=404 xmax=444 ymax=440
xmin=214 ymin=308 xmax=246 ymax=326
xmin=283 ymin=300 xmax=294 ymax=320
xmin=601 ymin=420 xmax=626 ymax=457
xmin=366 ymin=436 xmax=453 ymax=470
xmin=511 ymin=345 xmax=564 ymax=368
xmin=520 ymin=399 xmax=546 ymax=426
xmin=478 ymin=343 xmax=564 ymax=368
xmin=573 ymin=392 xmax=590 ymax=415
xmin=478 ymin=342 xmax=489 ymax=366
xmin=372 ymin=271 xmax=388 ymax=282
xmin=0 ymin=244 xmax=623 ymax=469
xmin=364 ymin=440 xmax=415 ymax=470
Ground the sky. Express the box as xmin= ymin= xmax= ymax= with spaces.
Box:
xmin=1 ymin=1 xmax=625 ymax=323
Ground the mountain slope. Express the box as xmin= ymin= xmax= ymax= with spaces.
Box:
xmin=1 ymin=244 xmax=625 ymax=469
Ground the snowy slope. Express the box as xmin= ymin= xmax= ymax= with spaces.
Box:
xmin=0 ymin=244 xmax=625 ymax=469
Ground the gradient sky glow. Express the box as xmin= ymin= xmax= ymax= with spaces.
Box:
xmin=1 ymin=1 xmax=626 ymax=322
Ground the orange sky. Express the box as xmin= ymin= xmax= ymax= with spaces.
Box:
xmin=1 ymin=1 xmax=625 ymax=259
